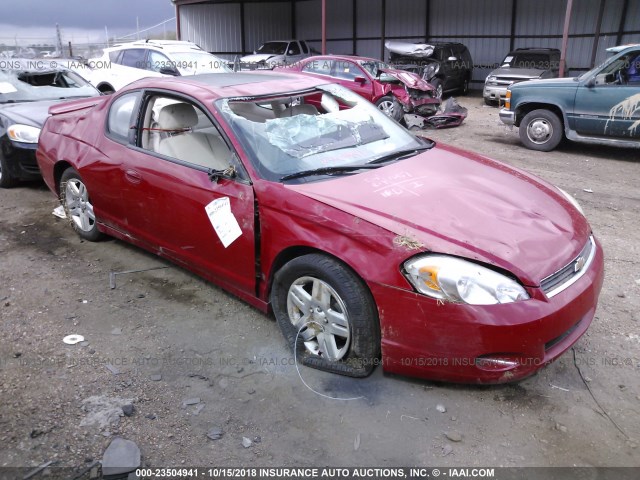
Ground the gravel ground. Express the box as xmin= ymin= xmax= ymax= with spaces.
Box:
xmin=0 ymin=92 xmax=639 ymax=476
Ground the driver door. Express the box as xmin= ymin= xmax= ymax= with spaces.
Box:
xmin=115 ymin=92 xmax=257 ymax=295
xmin=575 ymin=52 xmax=640 ymax=138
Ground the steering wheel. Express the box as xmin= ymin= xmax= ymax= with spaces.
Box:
xmin=617 ymin=69 xmax=628 ymax=85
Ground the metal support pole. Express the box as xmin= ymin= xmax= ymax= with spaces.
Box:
xmin=559 ymin=0 xmax=574 ymax=77
xmin=381 ymin=0 xmax=386 ymax=61
xmin=322 ymin=0 xmax=326 ymax=55
xmin=590 ymin=0 xmax=606 ymax=68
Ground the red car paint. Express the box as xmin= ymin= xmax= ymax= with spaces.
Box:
xmin=276 ymin=55 xmax=440 ymax=115
xmin=36 ymin=73 xmax=604 ymax=384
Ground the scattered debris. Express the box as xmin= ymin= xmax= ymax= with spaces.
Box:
xmin=111 ymin=327 xmax=122 ymax=336
xmin=442 ymin=444 xmax=454 ymax=456
xmin=444 ymin=431 xmax=462 ymax=442
xmin=193 ymin=403 xmax=206 ymax=416
xmin=182 ymin=398 xmax=200 ymax=408
xmin=80 ymin=396 xmax=133 ymax=430
xmin=23 ymin=460 xmax=54 ymax=480
xmin=122 ymin=404 xmax=135 ymax=417
xmin=150 ymin=374 xmax=162 ymax=381
xmin=354 ymin=433 xmax=361 ymax=451
xmin=242 ymin=437 xmax=252 ymax=448
xmin=102 ymin=437 xmax=141 ymax=477
xmin=436 ymin=404 xmax=447 ymax=413
xmin=105 ymin=363 xmax=120 ymax=375
xmin=583 ymin=188 xmax=594 ymax=193
xmin=109 ymin=266 xmax=170 ymax=289
xmin=63 ymin=334 xmax=84 ymax=345
xmin=555 ymin=422 xmax=568 ymax=433
xmin=145 ymin=414 xmax=157 ymax=420
xmin=550 ymin=383 xmax=570 ymax=392
xmin=206 ymin=427 xmax=223 ymax=441
xmin=52 ymin=205 xmax=66 ymax=219
xmin=80 ymin=341 xmax=89 ymax=347
xmin=254 ymin=436 xmax=262 ymax=444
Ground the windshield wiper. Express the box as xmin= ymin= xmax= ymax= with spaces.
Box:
xmin=280 ymin=164 xmax=382 ymax=182
xmin=368 ymin=143 xmax=434 ymax=165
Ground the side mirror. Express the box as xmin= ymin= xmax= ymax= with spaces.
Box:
xmin=354 ymin=76 xmax=367 ymax=84
xmin=159 ymin=66 xmax=179 ymax=76
xmin=585 ymin=77 xmax=596 ymax=88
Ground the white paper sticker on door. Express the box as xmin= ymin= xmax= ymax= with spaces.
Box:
xmin=205 ymin=197 xmax=242 ymax=248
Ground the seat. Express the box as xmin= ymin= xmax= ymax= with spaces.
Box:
xmin=229 ymin=102 xmax=276 ymax=122
xmin=155 ymin=103 xmax=231 ymax=170
xmin=275 ymin=104 xmax=319 ymax=117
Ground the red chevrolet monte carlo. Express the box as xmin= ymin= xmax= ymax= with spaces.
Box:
xmin=36 ymin=72 xmax=604 ymax=384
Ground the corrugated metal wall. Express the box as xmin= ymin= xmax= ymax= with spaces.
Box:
xmin=177 ymin=0 xmax=639 ymax=86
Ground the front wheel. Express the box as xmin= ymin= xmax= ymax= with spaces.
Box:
xmin=60 ymin=168 xmax=103 ymax=241
xmin=519 ymin=109 xmax=563 ymax=152
xmin=271 ymin=254 xmax=380 ymax=377
xmin=0 ymin=153 xmax=18 ymax=188
xmin=375 ymin=96 xmax=403 ymax=122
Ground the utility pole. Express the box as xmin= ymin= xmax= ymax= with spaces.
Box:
xmin=55 ymin=24 xmax=63 ymax=56
xmin=136 ymin=17 xmax=140 ymax=40
xmin=105 ymin=26 xmax=109 ymax=47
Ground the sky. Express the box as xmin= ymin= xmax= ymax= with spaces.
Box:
xmin=0 ymin=0 xmax=176 ymax=46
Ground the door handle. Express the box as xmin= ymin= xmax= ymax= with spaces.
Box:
xmin=125 ymin=169 xmax=142 ymax=184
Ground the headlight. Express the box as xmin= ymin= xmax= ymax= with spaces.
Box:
xmin=487 ymin=75 xmax=497 ymax=83
xmin=403 ymin=255 xmax=529 ymax=305
xmin=7 ymin=124 xmax=41 ymax=144
xmin=557 ymin=187 xmax=585 ymax=215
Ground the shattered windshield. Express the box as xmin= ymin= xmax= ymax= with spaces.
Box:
xmin=217 ymin=84 xmax=423 ymax=182
xmin=0 ymin=69 xmax=97 ymax=103
xmin=257 ymin=42 xmax=288 ymax=55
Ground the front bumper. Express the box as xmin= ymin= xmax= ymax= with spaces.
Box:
xmin=483 ymin=84 xmax=508 ymax=102
xmin=372 ymin=238 xmax=605 ymax=384
xmin=0 ymin=138 xmax=42 ymax=181
xmin=499 ymin=108 xmax=516 ymax=126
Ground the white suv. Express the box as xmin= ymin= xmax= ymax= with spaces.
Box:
xmin=90 ymin=40 xmax=230 ymax=93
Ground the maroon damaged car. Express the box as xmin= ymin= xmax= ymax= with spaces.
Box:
xmin=36 ymin=72 xmax=604 ymax=384
xmin=277 ymin=55 xmax=440 ymax=121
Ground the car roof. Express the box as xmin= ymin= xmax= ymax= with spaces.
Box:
xmin=304 ymin=54 xmax=380 ymax=63
xmin=606 ymin=44 xmax=640 ymax=53
xmin=125 ymin=72 xmax=331 ymax=99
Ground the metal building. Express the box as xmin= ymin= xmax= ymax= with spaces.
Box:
xmin=172 ymin=0 xmax=640 ymax=87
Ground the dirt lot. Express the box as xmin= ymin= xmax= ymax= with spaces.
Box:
xmin=1 ymin=92 xmax=639 ymax=474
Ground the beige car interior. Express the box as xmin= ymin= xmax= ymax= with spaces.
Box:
xmin=142 ymin=99 xmax=232 ymax=171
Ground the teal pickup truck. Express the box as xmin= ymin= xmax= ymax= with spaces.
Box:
xmin=500 ymin=45 xmax=640 ymax=151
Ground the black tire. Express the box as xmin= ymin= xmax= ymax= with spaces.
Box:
xmin=430 ymin=78 xmax=443 ymax=99
xmin=375 ymin=96 xmax=403 ymax=122
xmin=60 ymin=168 xmax=103 ymax=241
xmin=484 ymin=98 xmax=497 ymax=106
xmin=271 ymin=254 xmax=380 ymax=377
xmin=0 ymin=153 xmax=18 ymax=188
xmin=519 ymin=109 xmax=563 ymax=152
xmin=461 ymin=77 xmax=470 ymax=95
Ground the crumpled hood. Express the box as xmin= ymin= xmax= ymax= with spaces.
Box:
xmin=380 ymin=68 xmax=434 ymax=92
xmin=240 ymin=53 xmax=281 ymax=63
xmin=0 ymin=99 xmax=70 ymax=128
xmin=288 ymin=144 xmax=590 ymax=285
xmin=491 ymin=67 xmax=547 ymax=79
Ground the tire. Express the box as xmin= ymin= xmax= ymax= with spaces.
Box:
xmin=461 ymin=77 xmax=470 ymax=95
xmin=60 ymin=168 xmax=103 ymax=241
xmin=375 ymin=96 xmax=403 ymax=122
xmin=484 ymin=98 xmax=497 ymax=106
xmin=0 ymin=153 xmax=18 ymax=188
xmin=430 ymin=78 xmax=443 ymax=99
xmin=271 ymin=254 xmax=380 ymax=377
xmin=519 ymin=109 xmax=563 ymax=152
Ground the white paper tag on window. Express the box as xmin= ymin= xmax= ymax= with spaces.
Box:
xmin=0 ymin=82 xmax=18 ymax=94
xmin=205 ymin=197 xmax=242 ymax=248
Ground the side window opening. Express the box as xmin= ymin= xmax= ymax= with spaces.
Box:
xmin=141 ymin=95 xmax=233 ymax=171
xmin=108 ymin=93 xmax=139 ymax=141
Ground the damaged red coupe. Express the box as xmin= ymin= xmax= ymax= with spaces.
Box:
xmin=36 ymin=72 xmax=604 ymax=384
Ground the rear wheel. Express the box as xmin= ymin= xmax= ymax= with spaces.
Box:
xmin=0 ymin=154 xmax=18 ymax=188
xmin=60 ymin=168 xmax=103 ymax=241
xmin=375 ymin=96 xmax=403 ymax=122
xmin=461 ymin=77 xmax=470 ymax=95
xmin=271 ymin=254 xmax=380 ymax=377
xmin=519 ymin=109 xmax=563 ymax=152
